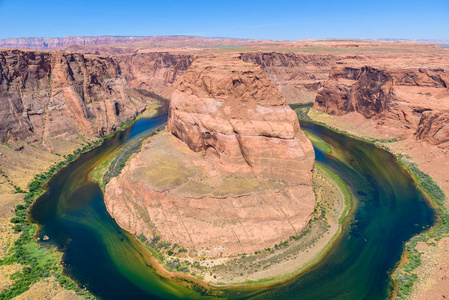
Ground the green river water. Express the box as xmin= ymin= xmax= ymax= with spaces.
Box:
xmin=29 ymin=105 xmax=435 ymax=299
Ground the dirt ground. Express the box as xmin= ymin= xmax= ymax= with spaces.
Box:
xmin=14 ymin=276 xmax=82 ymax=300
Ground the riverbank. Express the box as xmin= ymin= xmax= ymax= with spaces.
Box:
xmin=296 ymin=107 xmax=449 ymax=300
xmin=96 ymin=123 xmax=352 ymax=288
xmin=0 ymin=102 xmax=161 ymax=299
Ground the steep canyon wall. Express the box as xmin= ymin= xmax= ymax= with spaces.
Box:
xmin=314 ymin=63 xmax=449 ymax=147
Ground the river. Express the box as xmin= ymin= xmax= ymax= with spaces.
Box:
xmin=29 ymin=104 xmax=435 ymax=299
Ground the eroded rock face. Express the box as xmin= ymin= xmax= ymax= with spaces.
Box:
xmin=167 ymin=56 xmax=315 ymax=184
xmin=314 ymin=63 xmax=449 ymax=146
xmin=416 ymin=111 xmax=449 ymax=147
xmin=238 ymin=52 xmax=339 ymax=104
xmin=0 ymin=49 xmax=157 ymax=148
xmin=105 ymin=133 xmax=316 ymax=257
xmin=115 ymin=52 xmax=194 ymax=99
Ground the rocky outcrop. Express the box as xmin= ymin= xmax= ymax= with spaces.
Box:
xmin=314 ymin=63 xmax=449 ymax=146
xmin=0 ymin=49 xmax=158 ymax=149
xmin=105 ymin=55 xmax=316 ymax=257
xmin=168 ymin=55 xmax=315 ymax=183
xmin=415 ymin=111 xmax=449 ymax=146
xmin=104 ymin=133 xmax=316 ymax=257
xmin=239 ymin=52 xmax=338 ymax=104
xmin=115 ymin=52 xmax=194 ymax=99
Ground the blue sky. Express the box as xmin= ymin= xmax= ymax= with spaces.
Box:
xmin=0 ymin=0 xmax=447 ymax=40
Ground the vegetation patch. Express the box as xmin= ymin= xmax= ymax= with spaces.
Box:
xmin=0 ymin=106 xmax=162 ymax=299
xmin=102 ymin=127 xmax=163 ymax=188
xmin=0 ymin=146 xmax=99 ymax=299
xmin=393 ymin=156 xmax=448 ymax=299
xmin=299 ymin=107 xmax=447 ymax=299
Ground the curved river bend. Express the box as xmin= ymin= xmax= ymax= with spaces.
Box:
xmin=30 ymin=106 xmax=435 ymax=299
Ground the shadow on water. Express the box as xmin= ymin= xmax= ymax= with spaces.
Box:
xmin=29 ymin=105 xmax=435 ymax=299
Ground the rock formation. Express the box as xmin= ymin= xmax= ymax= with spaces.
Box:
xmin=415 ymin=111 xmax=449 ymax=146
xmin=115 ymin=52 xmax=194 ymax=99
xmin=105 ymin=56 xmax=316 ymax=257
xmin=0 ymin=49 xmax=158 ymax=150
xmin=238 ymin=52 xmax=338 ymax=104
xmin=314 ymin=63 xmax=449 ymax=147
xmin=168 ymin=55 xmax=315 ymax=183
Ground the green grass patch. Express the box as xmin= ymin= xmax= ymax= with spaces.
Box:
xmin=0 ymin=170 xmax=96 ymax=299
xmin=91 ymin=152 xmax=117 ymax=189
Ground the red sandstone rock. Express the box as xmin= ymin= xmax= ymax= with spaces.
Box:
xmin=115 ymin=52 xmax=193 ymax=99
xmin=416 ymin=111 xmax=449 ymax=147
xmin=238 ymin=52 xmax=338 ymax=104
xmin=104 ymin=55 xmax=316 ymax=257
xmin=167 ymin=55 xmax=315 ymax=183
xmin=314 ymin=63 xmax=449 ymax=146
xmin=0 ymin=49 xmax=158 ymax=146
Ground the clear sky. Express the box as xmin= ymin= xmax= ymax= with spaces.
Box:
xmin=0 ymin=0 xmax=447 ymax=40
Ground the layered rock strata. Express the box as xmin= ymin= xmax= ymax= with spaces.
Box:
xmin=0 ymin=49 xmax=158 ymax=149
xmin=238 ymin=52 xmax=338 ymax=104
xmin=314 ymin=63 xmax=449 ymax=147
xmin=115 ymin=52 xmax=194 ymax=99
xmin=168 ymin=56 xmax=315 ymax=183
xmin=105 ymin=56 xmax=316 ymax=256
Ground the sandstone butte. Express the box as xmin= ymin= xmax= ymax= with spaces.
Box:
xmin=104 ymin=55 xmax=316 ymax=257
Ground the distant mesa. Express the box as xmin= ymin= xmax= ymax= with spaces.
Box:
xmin=1 ymin=35 xmax=447 ymax=51
xmin=0 ymin=35 xmax=287 ymax=50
